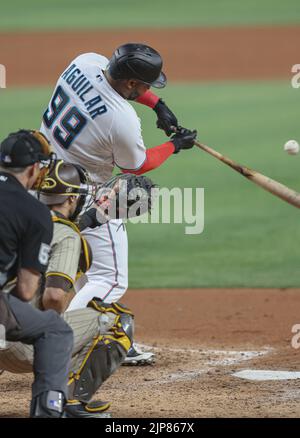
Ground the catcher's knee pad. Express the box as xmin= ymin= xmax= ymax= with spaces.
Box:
xmin=89 ymin=299 xmax=134 ymax=349
xmin=68 ymin=300 xmax=134 ymax=403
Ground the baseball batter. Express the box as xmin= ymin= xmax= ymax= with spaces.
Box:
xmin=40 ymin=43 xmax=197 ymax=363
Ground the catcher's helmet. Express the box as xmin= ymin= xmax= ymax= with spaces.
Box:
xmin=107 ymin=43 xmax=167 ymax=89
xmin=39 ymin=160 xmax=94 ymax=220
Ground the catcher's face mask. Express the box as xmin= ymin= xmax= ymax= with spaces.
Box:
xmin=31 ymin=131 xmax=56 ymax=190
xmin=69 ymin=164 xmax=96 ymax=221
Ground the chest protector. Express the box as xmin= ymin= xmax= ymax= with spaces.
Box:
xmin=52 ymin=215 xmax=92 ymax=276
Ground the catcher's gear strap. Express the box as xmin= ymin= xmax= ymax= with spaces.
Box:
xmin=121 ymin=141 xmax=175 ymax=174
xmin=67 ymin=301 xmax=134 ymax=403
xmin=88 ymin=299 xmax=134 ymax=317
xmin=52 ymin=215 xmax=91 ymax=274
xmin=45 ymin=273 xmax=73 ymax=291
xmin=135 ymin=90 xmax=160 ymax=109
xmin=66 ymin=399 xmax=111 ymax=413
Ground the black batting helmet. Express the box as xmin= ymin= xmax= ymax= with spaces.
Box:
xmin=107 ymin=43 xmax=167 ymax=89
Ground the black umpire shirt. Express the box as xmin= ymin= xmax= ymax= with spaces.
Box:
xmin=0 ymin=172 xmax=53 ymax=289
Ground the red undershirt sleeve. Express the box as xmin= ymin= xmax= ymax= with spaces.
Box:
xmin=121 ymin=141 xmax=175 ymax=175
xmin=123 ymin=91 xmax=172 ymax=174
xmin=135 ymin=90 xmax=160 ymax=109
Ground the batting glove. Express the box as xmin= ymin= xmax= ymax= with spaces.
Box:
xmin=171 ymin=127 xmax=197 ymax=153
xmin=153 ymin=99 xmax=178 ymax=136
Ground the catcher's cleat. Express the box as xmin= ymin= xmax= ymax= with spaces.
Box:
xmin=64 ymin=400 xmax=111 ymax=418
xmin=123 ymin=344 xmax=155 ymax=366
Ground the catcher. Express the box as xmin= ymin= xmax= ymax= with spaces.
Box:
xmin=0 ymin=160 xmax=155 ymax=418
xmin=40 ymin=160 xmax=155 ymax=314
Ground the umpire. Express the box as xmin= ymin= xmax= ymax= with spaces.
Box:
xmin=0 ymin=130 xmax=73 ymax=418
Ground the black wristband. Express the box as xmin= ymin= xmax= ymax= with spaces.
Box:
xmin=153 ymin=98 xmax=164 ymax=113
xmin=171 ymin=139 xmax=181 ymax=154
xmin=78 ymin=209 xmax=97 ymax=231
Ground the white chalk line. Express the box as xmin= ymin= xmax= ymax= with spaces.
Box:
xmin=135 ymin=343 xmax=272 ymax=384
xmin=136 ymin=344 xmax=300 ymax=385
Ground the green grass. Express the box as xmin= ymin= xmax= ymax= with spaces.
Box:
xmin=0 ymin=80 xmax=300 ymax=287
xmin=0 ymin=0 xmax=300 ymax=31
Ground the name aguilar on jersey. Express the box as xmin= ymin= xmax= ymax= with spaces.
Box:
xmin=61 ymin=63 xmax=107 ymax=120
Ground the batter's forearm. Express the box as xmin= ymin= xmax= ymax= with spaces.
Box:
xmin=122 ymin=141 xmax=175 ymax=175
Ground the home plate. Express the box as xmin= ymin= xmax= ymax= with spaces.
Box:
xmin=233 ymin=370 xmax=300 ymax=381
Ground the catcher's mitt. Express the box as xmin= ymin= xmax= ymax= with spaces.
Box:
xmin=78 ymin=173 xmax=157 ymax=230
xmin=97 ymin=173 xmax=156 ymax=220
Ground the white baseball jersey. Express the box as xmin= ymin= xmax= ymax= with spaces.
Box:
xmin=41 ymin=52 xmax=146 ymax=183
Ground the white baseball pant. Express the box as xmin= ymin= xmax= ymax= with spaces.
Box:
xmin=67 ymin=219 xmax=128 ymax=311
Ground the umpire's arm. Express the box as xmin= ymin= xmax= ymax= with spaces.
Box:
xmin=15 ymin=268 xmax=42 ymax=302
xmin=13 ymin=207 xmax=52 ymax=302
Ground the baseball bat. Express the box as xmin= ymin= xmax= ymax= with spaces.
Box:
xmin=193 ymin=139 xmax=300 ymax=208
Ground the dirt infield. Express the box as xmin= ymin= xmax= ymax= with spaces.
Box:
xmin=1 ymin=26 xmax=300 ymax=86
xmin=1 ymin=288 xmax=300 ymax=418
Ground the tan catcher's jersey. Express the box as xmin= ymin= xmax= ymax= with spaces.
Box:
xmin=41 ymin=53 xmax=146 ymax=183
